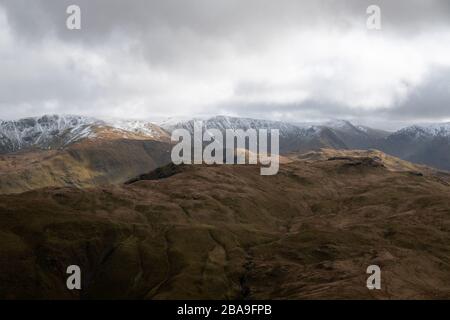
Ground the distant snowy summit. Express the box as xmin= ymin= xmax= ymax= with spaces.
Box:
xmin=393 ymin=123 xmax=450 ymax=139
xmin=0 ymin=114 xmax=168 ymax=153
xmin=0 ymin=115 xmax=97 ymax=153
xmin=0 ymin=114 xmax=366 ymax=154
xmin=158 ymin=115 xmax=391 ymax=151
xmin=1 ymin=114 xmax=450 ymax=171
xmin=159 ymin=115 xmax=319 ymax=137
xmin=151 ymin=115 xmax=450 ymax=172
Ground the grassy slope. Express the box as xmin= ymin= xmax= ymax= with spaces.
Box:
xmin=0 ymin=139 xmax=171 ymax=194
xmin=0 ymin=150 xmax=449 ymax=299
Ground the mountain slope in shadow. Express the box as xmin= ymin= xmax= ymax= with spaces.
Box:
xmin=1 ymin=149 xmax=449 ymax=299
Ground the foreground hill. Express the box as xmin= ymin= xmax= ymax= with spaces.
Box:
xmin=1 ymin=149 xmax=449 ymax=299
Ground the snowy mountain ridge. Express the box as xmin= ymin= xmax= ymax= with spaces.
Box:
xmin=159 ymin=115 xmax=323 ymax=137
xmin=395 ymin=123 xmax=450 ymax=138
xmin=2 ymin=114 xmax=450 ymax=163
xmin=0 ymin=114 xmax=165 ymax=153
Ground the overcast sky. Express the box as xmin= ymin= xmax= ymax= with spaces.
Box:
xmin=0 ymin=0 xmax=449 ymax=130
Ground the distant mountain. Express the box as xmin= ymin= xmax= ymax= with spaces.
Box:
xmin=160 ymin=115 xmax=321 ymax=152
xmin=323 ymin=120 xmax=390 ymax=149
xmin=1 ymin=115 xmax=450 ymax=194
xmin=160 ymin=115 xmax=450 ymax=171
xmin=0 ymin=114 xmax=169 ymax=154
xmin=159 ymin=115 xmax=389 ymax=153
xmin=380 ymin=123 xmax=450 ymax=171
xmin=160 ymin=115 xmax=316 ymax=137
xmin=0 ymin=115 xmax=97 ymax=153
xmin=0 ymin=115 xmax=172 ymax=194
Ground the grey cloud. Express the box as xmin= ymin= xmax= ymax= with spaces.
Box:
xmin=385 ymin=67 xmax=450 ymax=121
xmin=0 ymin=1 xmax=450 ymax=128
xmin=219 ymin=67 xmax=450 ymax=129
xmin=2 ymin=0 xmax=450 ymax=48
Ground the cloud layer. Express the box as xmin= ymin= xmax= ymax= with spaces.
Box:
xmin=1 ymin=0 xmax=450 ymax=129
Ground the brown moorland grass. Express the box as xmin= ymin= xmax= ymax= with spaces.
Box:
xmin=0 ymin=149 xmax=449 ymax=299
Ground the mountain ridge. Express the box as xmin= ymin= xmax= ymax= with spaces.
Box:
xmin=4 ymin=113 xmax=450 ymax=155
xmin=1 ymin=114 xmax=449 ymax=195
xmin=0 ymin=114 xmax=170 ymax=154
xmin=158 ymin=115 xmax=450 ymax=170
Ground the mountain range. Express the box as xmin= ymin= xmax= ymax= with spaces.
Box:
xmin=149 ymin=115 xmax=450 ymax=171
xmin=0 ymin=114 xmax=169 ymax=153
xmin=0 ymin=114 xmax=449 ymax=194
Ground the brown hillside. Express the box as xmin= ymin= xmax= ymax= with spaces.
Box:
xmin=0 ymin=150 xmax=449 ymax=299
xmin=0 ymin=139 xmax=172 ymax=194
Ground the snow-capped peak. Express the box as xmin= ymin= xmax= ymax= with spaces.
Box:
xmin=0 ymin=114 xmax=166 ymax=153
xmin=159 ymin=114 xmax=317 ymax=138
xmin=323 ymin=119 xmax=358 ymax=131
xmin=397 ymin=123 xmax=450 ymax=138
xmin=103 ymin=119 xmax=157 ymax=136
xmin=0 ymin=114 xmax=100 ymax=152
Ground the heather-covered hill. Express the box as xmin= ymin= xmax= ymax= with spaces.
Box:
xmin=0 ymin=139 xmax=172 ymax=194
xmin=1 ymin=150 xmax=449 ymax=299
